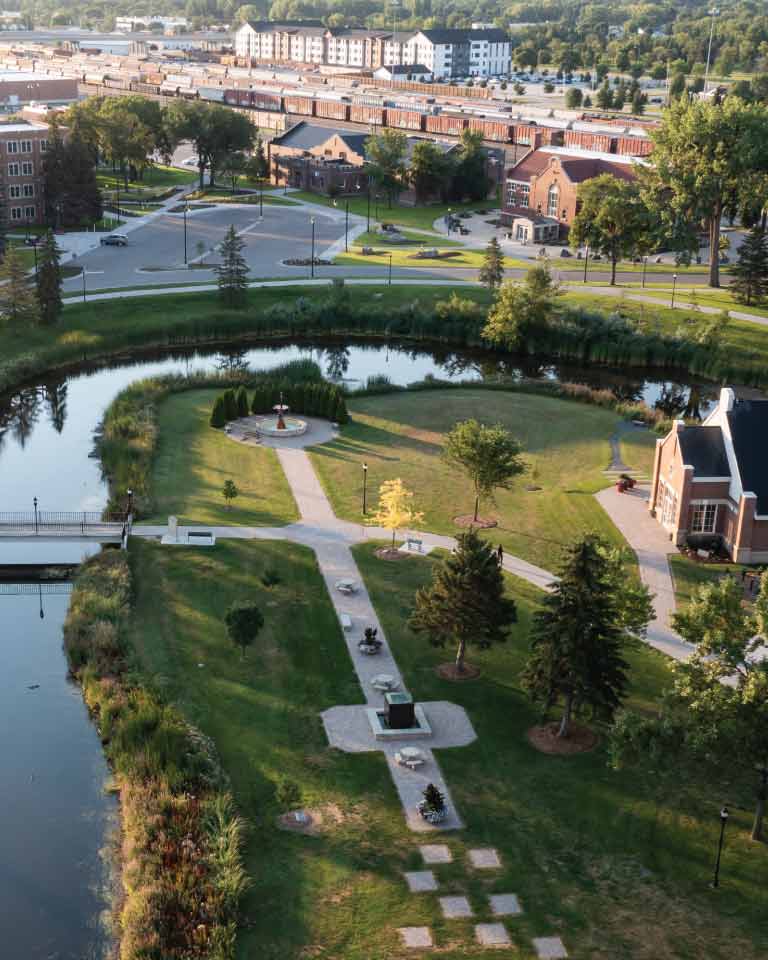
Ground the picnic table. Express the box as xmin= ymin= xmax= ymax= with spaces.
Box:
xmin=395 ymin=746 xmax=426 ymax=770
xmin=335 ymin=578 xmax=357 ymax=595
xmin=371 ymin=673 xmax=399 ymax=692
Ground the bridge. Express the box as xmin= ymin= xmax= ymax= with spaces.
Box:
xmin=0 ymin=581 xmax=73 ymax=596
xmin=0 ymin=510 xmax=129 ymax=544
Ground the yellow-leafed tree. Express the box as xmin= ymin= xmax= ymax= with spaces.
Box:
xmin=369 ymin=478 xmax=424 ymax=548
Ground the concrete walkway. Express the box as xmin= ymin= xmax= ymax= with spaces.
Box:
xmin=596 ymin=484 xmax=693 ymax=661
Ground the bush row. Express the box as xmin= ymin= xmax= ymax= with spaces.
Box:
xmin=99 ymin=361 xmax=323 ymax=518
xmin=64 ymin=551 xmax=248 ymax=960
xmin=210 ymin=380 xmax=349 ymax=428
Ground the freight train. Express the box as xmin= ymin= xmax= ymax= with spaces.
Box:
xmin=77 ymin=73 xmax=653 ymax=156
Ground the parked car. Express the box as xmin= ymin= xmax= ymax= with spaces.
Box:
xmin=100 ymin=233 xmax=128 ymax=247
xmin=182 ymin=156 xmax=199 ymax=166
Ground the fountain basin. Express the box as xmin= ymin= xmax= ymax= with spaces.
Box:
xmin=254 ymin=416 xmax=308 ymax=438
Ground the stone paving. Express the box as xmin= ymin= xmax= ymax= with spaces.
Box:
xmin=469 ymin=847 xmax=502 ymax=869
xmin=420 ymin=843 xmax=453 ymax=864
xmin=404 ymin=870 xmax=438 ymax=893
xmin=476 ymin=923 xmax=512 ymax=947
xmin=533 ymin=936 xmax=569 ymax=958
xmin=490 ymin=894 xmax=523 ymax=916
xmin=439 ymin=896 xmax=473 ymax=918
xmin=398 ymin=926 xmax=433 ymax=948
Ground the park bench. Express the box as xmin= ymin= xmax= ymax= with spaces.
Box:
xmin=406 ymin=537 xmax=423 ymax=553
xmin=187 ymin=531 xmax=215 ymax=546
xmin=340 ymin=613 xmax=353 ymax=631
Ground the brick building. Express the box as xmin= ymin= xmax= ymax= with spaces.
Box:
xmin=0 ymin=117 xmax=50 ymax=225
xmin=501 ymin=146 xmax=640 ymax=242
xmin=0 ymin=71 xmax=78 ymax=111
xmin=268 ymin=121 xmax=458 ymax=201
xmin=649 ymin=388 xmax=768 ymax=563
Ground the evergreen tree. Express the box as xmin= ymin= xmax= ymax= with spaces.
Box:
xmin=216 ymin=224 xmax=248 ymax=308
xmin=731 ymin=225 xmax=768 ymax=304
xmin=522 ymin=536 xmax=632 ymax=738
xmin=596 ymin=81 xmax=614 ymax=109
xmin=210 ymin=395 xmax=227 ymax=427
xmin=35 ymin=230 xmax=63 ymax=325
xmin=0 ymin=247 xmax=39 ymax=326
xmin=235 ymin=385 xmax=250 ymax=417
xmin=631 ymin=89 xmax=647 ymax=115
xmin=478 ymin=236 xmax=505 ymax=291
xmin=223 ymin=389 xmax=239 ymax=421
xmin=409 ymin=528 xmax=517 ymax=675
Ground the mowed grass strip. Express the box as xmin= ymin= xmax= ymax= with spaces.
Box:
xmin=310 ymin=389 xmax=657 ymax=571
xmin=668 ymin=554 xmax=751 ymax=609
xmin=127 ymin=539 xmax=440 ymax=960
xmin=145 ymin=389 xmax=298 ymax=526
xmin=354 ymin=542 xmax=768 ymax=960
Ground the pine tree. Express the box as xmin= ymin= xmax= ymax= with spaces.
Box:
xmin=409 ymin=528 xmax=517 ymax=675
xmin=522 ymin=536 xmax=630 ymax=738
xmin=216 ymin=224 xmax=249 ymax=308
xmin=0 ymin=246 xmax=39 ymax=326
xmin=731 ymin=226 xmax=768 ymax=305
xmin=479 ymin=236 xmax=505 ymax=291
xmin=35 ymin=230 xmax=63 ymax=325
xmin=236 ymin=385 xmax=250 ymax=417
xmin=596 ymin=81 xmax=614 ymax=110
xmin=223 ymin=389 xmax=239 ymax=421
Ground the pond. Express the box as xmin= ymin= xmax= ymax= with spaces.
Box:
xmin=0 ymin=336 xmax=725 ymax=957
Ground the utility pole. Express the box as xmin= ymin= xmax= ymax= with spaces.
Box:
xmin=704 ymin=8 xmax=720 ymax=95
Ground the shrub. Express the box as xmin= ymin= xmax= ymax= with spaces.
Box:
xmin=260 ymin=567 xmax=281 ymax=587
xmin=235 ymin=385 xmax=249 ymax=417
xmin=274 ymin=776 xmax=302 ymax=809
xmin=223 ymin=389 xmax=238 ymax=421
xmin=210 ymin=395 xmax=227 ymax=428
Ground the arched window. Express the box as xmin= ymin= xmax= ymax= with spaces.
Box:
xmin=547 ymin=183 xmax=559 ymax=218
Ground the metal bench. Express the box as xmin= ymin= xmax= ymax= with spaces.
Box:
xmin=406 ymin=537 xmax=423 ymax=553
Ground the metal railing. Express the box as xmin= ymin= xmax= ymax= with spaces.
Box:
xmin=0 ymin=510 xmax=128 ymax=537
xmin=0 ymin=581 xmax=73 ymax=596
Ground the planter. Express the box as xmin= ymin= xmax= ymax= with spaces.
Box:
xmin=417 ymin=802 xmax=448 ymax=824
xmin=358 ymin=643 xmax=382 ymax=655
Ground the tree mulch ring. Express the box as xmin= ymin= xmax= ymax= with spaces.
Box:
xmin=374 ymin=547 xmax=407 ymax=561
xmin=453 ymin=515 xmax=498 ymax=529
xmin=277 ymin=809 xmax=316 ymax=834
xmin=526 ymin=722 xmax=599 ymax=755
xmin=436 ymin=661 xmax=482 ymax=681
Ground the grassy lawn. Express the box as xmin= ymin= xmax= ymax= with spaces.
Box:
xmin=188 ymin=188 xmax=298 ymax=206
xmin=97 ymin=163 xmax=197 ymax=195
xmin=354 ymin=543 xmax=768 ymax=959
xmin=310 ymin=389 xmax=657 ymax=571
xmin=601 ymin=284 xmax=768 ymax=318
xmin=561 ymin=291 xmax=768 ymax=367
xmin=354 ymin=228 xmax=462 ymax=246
xmin=143 ymin=389 xmax=297 ymax=526
xmin=290 ymin=190 xmax=500 ymax=232
xmin=668 ymin=554 xmax=750 ymax=608
xmin=336 ymin=245 xmax=529 ymax=270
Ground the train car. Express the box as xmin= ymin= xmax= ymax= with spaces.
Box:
xmin=425 ymin=113 xmax=467 ymax=136
xmin=386 ymin=107 xmax=425 ymax=131
xmin=133 ymin=81 xmax=162 ymax=97
xmin=615 ymin=136 xmax=653 ymax=157
xmin=284 ymin=94 xmax=314 ymax=116
xmin=315 ymin=98 xmax=349 ymax=121
xmin=350 ymin=103 xmax=385 ymax=125
xmin=539 ymin=125 xmax=565 ymax=146
xmin=252 ymin=90 xmax=282 ymax=111
xmin=513 ymin=124 xmax=543 ymax=148
xmin=198 ymin=86 xmax=226 ymax=103
xmin=468 ymin=117 xmax=511 ymax=142
xmin=564 ymin=130 xmax=615 ymax=153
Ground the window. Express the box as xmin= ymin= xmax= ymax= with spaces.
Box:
xmin=661 ymin=483 xmax=678 ymax=527
xmin=691 ymin=503 xmax=718 ymax=534
xmin=40 ymin=139 xmax=48 ymax=153
xmin=8 ymin=184 xmax=20 ymax=198
xmin=7 ymin=162 xmax=19 ymax=176
xmin=20 ymin=140 xmax=32 ymax=153
xmin=22 ymin=183 xmax=34 ymax=197
xmin=10 ymin=206 xmax=22 ymax=220
xmin=546 ymin=183 xmax=559 ymax=218
xmin=21 ymin=161 xmax=32 ymax=175
xmin=24 ymin=205 xmax=35 ymax=220
xmin=6 ymin=140 xmax=18 ymax=153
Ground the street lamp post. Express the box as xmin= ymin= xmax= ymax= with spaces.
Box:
xmin=82 ymin=266 xmax=87 ymax=304
xmin=711 ymin=806 xmax=729 ymax=888
xmin=447 ymin=207 xmax=452 ymax=236
xmin=642 ymin=255 xmax=648 ymax=288
xmin=671 ymin=272 xmax=678 ymax=309
xmin=310 ymin=216 xmax=316 ymax=279
xmin=38 ymin=581 xmax=44 ymax=620
xmin=583 ymin=244 xmax=589 ymax=283
xmin=116 ymin=184 xmax=120 ymax=224
xmin=704 ymin=8 xmax=720 ymax=95
xmin=33 ymin=496 xmax=39 ymax=534
xmin=33 ymin=242 xmax=38 ymax=276
xmin=183 ymin=202 xmax=188 ymax=265
xmin=367 ymin=184 xmax=371 ymax=232
xmin=127 ymin=488 xmax=134 ymax=518
xmin=362 ymin=462 xmax=368 ymax=515
xmin=345 ymin=199 xmax=349 ymax=252
xmin=259 ymin=184 xmax=264 ymax=219
xmin=388 ymin=252 xmax=393 ymax=285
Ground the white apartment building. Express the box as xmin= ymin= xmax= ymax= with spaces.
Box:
xmin=406 ymin=28 xmax=511 ymax=79
xmin=116 ymin=15 xmax=189 ymax=31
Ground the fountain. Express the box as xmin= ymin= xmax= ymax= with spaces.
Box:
xmin=253 ymin=392 xmax=308 ymax=438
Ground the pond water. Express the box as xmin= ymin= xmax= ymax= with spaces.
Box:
xmin=0 ymin=337 xmax=722 ymax=957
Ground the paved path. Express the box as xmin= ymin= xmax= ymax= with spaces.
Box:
xmin=596 ymin=484 xmax=693 ymax=661
xmin=573 ymin=284 xmax=765 ymax=326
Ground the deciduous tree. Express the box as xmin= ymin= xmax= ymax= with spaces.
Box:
xmin=483 ymin=265 xmax=561 ymax=350
xmin=222 ymin=479 xmax=240 ymax=509
xmin=409 ymin=528 xmax=517 ymax=675
xmin=364 ymin=129 xmax=407 ymax=207
xmin=408 ymin=140 xmax=449 ymax=203
xmin=368 ymin=478 xmax=423 ymax=547
xmin=0 ymin=247 xmax=39 ymax=326
xmin=224 ymin=600 xmax=264 ymax=660
xmin=442 ymin=419 xmax=525 ymax=522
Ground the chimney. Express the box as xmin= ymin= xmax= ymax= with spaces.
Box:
xmin=719 ymin=387 xmax=736 ymax=412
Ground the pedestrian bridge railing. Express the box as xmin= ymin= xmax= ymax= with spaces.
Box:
xmin=0 ymin=510 xmax=129 ymax=541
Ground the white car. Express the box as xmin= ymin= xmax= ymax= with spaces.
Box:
xmin=182 ymin=156 xmax=199 ymax=167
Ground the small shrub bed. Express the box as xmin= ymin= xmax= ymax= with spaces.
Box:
xmin=64 ymin=551 xmax=248 ymax=960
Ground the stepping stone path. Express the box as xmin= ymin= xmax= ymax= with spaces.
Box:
xmin=533 ymin=937 xmax=569 ymax=959
xmin=420 ymin=843 xmax=453 ymax=864
xmin=439 ymin=896 xmax=473 ymax=918
xmin=469 ymin=847 xmax=502 ymax=869
xmin=399 ymin=927 xmax=434 ymax=949
xmin=475 ymin=923 xmax=511 ymax=947
xmin=489 ymin=894 xmax=523 ymax=916
xmin=404 ymin=870 xmax=438 ymax=892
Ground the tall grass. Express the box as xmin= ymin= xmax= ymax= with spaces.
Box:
xmin=64 ymin=551 xmax=248 ymax=960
